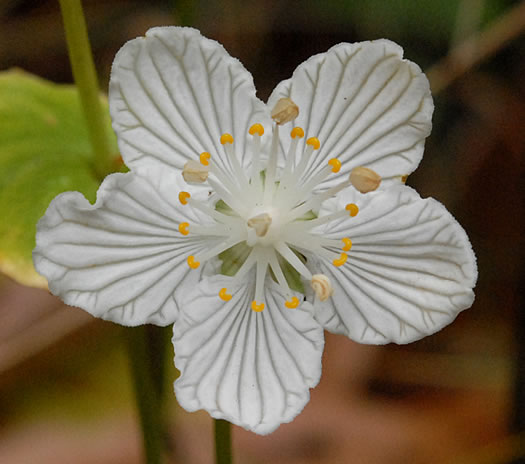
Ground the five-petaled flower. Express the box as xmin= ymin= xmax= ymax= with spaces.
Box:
xmin=33 ymin=27 xmax=477 ymax=434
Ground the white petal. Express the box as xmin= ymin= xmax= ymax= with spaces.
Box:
xmin=307 ymin=185 xmax=477 ymax=344
xmin=268 ymin=40 xmax=433 ymax=191
xmin=173 ymin=274 xmax=324 ymax=434
xmin=33 ymin=169 xmax=223 ymax=326
xmin=109 ymin=27 xmax=271 ymax=173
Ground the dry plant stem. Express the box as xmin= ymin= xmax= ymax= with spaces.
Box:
xmin=58 ymin=0 xmax=114 ymax=178
xmin=126 ymin=326 xmax=164 ymax=464
xmin=427 ymin=1 xmax=525 ymax=94
xmin=214 ymin=419 xmax=233 ymax=464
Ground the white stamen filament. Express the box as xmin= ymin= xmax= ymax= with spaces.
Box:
xmin=180 ymin=117 xmax=358 ymax=310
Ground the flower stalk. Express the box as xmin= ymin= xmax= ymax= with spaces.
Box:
xmin=126 ymin=326 xmax=165 ymax=464
xmin=214 ymin=419 xmax=233 ymax=464
xmin=58 ymin=0 xmax=114 ymax=178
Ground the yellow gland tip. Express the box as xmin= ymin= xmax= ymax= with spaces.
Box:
xmin=306 ymin=137 xmax=321 ymax=150
xmin=342 ymin=237 xmax=352 ymax=251
xmin=328 ymin=158 xmax=341 ymax=173
xmin=200 ymin=152 xmax=210 ymax=166
xmin=290 ymin=127 xmax=305 ymax=139
xmin=179 ymin=191 xmax=191 ymax=205
xmin=249 ymin=123 xmax=264 ymax=136
xmin=333 ymin=252 xmax=348 ymax=267
xmin=285 ymin=296 xmax=300 ymax=309
xmin=345 ymin=203 xmax=359 ymax=217
xmin=178 ymin=222 xmax=189 ymax=236
xmin=187 ymin=255 xmax=200 ymax=269
xmin=219 ymin=288 xmax=232 ymax=301
xmin=251 ymin=300 xmax=265 ymax=312
xmin=220 ymin=133 xmax=234 ymax=145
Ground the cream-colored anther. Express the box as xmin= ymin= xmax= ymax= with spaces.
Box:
xmin=182 ymin=160 xmax=209 ymax=183
xmin=271 ymin=98 xmax=299 ymax=125
xmin=311 ymin=274 xmax=334 ymax=301
xmin=247 ymin=213 xmax=272 ymax=237
xmin=349 ymin=166 xmax=382 ymax=193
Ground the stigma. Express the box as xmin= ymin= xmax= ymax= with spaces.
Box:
xmin=178 ymin=100 xmax=360 ymax=312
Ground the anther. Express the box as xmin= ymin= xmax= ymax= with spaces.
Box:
xmin=401 ymin=174 xmax=408 ymax=184
xmin=187 ymin=255 xmax=200 ymax=269
xmin=249 ymin=123 xmax=264 ymax=136
xmin=328 ymin=158 xmax=341 ymax=173
xmin=311 ymin=274 xmax=334 ymax=301
xmin=220 ymin=133 xmax=234 ymax=145
xmin=285 ymin=296 xmax=300 ymax=309
xmin=247 ymin=213 xmax=272 ymax=237
xmin=178 ymin=222 xmax=189 ymax=236
xmin=342 ymin=237 xmax=352 ymax=251
xmin=333 ymin=253 xmax=348 ymax=267
xmin=306 ymin=137 xmax=321 ymax=150
xmin=349 ymin=166 xmax=382 ymax=193
xmin=182 ymin=160 xmax=209 ymax=183
xmin=271 ymin=98 xmax=299 ymax=125
xmin=345 ymin=203 xmax=359 ymax=217
xmin=199 ymin=152 xmax=211 ymax=166
xmin=290 ymin=127 xmax=305 ymax=139
xmin=251 ymin=300 xmax=265 ymax=312
xmin=179 ymin=191 xmax=191 ymax=205
xmin=219 ymin=288 xmax=232 ymax=301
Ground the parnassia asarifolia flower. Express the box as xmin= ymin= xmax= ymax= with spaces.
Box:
xmin=33 ymin=27 xmax=477 ymax=434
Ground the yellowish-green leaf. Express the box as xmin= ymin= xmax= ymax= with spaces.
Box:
xmin=0 ymin=69 xmax=118 ymax=288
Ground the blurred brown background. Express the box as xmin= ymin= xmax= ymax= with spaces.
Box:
xmin=0 ymin=0 xmax=524 ymax=463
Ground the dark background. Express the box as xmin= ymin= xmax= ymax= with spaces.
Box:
xmin=0 ymin=0 xmax=524 ymax=462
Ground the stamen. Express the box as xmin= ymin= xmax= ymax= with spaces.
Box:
xmin=285 ymin=296 xmax=300 ymax=308
xmin=306 ymin=137 xmax=320 ymax=150
xmin=249 ymin=123 xmax=264 ymax=136
xmin=332 ymin=252 xmax=348 ymax=267
xmin=268 ymin=249 xmax=291 ymax=298
xmin=249 ymin=124 xmax=263 ymax=195
xmin=342 ymin=237 xmax=352 ymax=251
xmin=207 ymin=178 xmax=247 ymax=215
xmin=221 ymin=134 xmax=250 ymax=192
xmin=288 ymin=136 xmax=320 ymax=188
xmin=219 ymin=288 xmax=232 ymax=301
xmin=178 ymin=222 xmax=189 ymax=236
xmin=251 ymin=300 xmax=265 ymax=312
xmin=200 ymin=152 xmax=210 ymax=166
xmin=271 ymin=98 xmax=299 ymax=125
xmin=187 ymin=197 xmax=242 ymax=225
xmin=345 ymin=203 xmax=359 ymax=217
xmin=275 ymin=127 xmax=303 ymax=196
xmin=179 ymin=191 xmax=190 ymax=205
xmin=311 ymin=274 xmax=334 ymax=301
xmin=275 ymin=242 xmax=312 ymax=280
xmin=253 ymin=250 xmax=268 ymax=309
xmin=220 ymin=133 xmax=234 ymax=145
xmin=349 ymin=166 xmax=381 ymax=193
xmin=328 ymin=158 xmax=341 ymax=173
xmin=182 ymin=160 xmax=209 ymax=183
xmin=194 ymin=235 xmax=245 ymax=264
xmin=247 ymin=213 xmax=272 ymax=237
xmin=187 ymin=255 xmax=200 ymax=269
xmin=263 ymin=124 xmax=280 ymax=204
xmin=290 ymin=127 xmax=305 ymax=139
xmin=287 ymin=178 xmax=352 ymax=221
xmin=285 ymin=157 xmax=341 ymax=212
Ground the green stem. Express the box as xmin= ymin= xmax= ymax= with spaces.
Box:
xmin=126 ymin=326 xmax=164 ymax=464
xmin=58 ymin=0 xmax=114 ymax=178
xmin=214 ymin=419 xmax=233 ymax=464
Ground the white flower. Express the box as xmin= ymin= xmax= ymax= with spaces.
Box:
xmin=33 ymin=27 xmax=477 ymax=434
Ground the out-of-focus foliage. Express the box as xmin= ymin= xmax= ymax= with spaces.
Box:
xmin=309 ymin=0 xmax=510 ymax=45
xmin=0 ymin=70 xmax=117 ymax=288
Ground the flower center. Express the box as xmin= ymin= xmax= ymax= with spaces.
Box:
xmin=178 ymin=120 xmax=362 ymax=311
